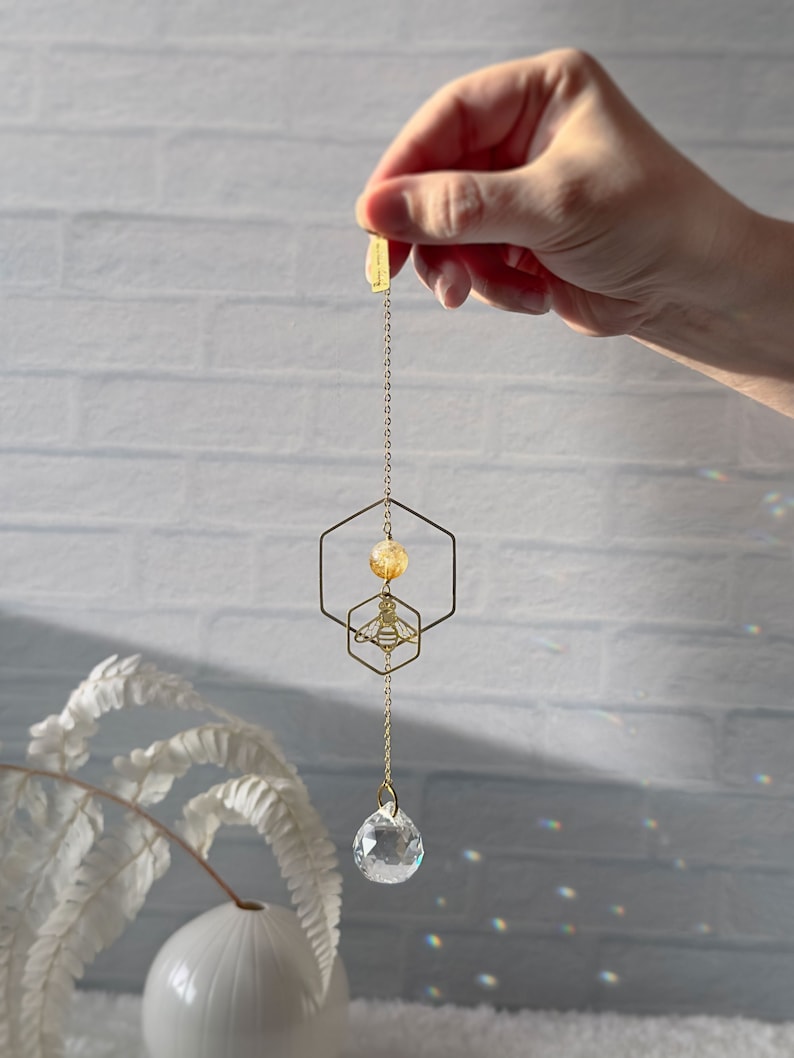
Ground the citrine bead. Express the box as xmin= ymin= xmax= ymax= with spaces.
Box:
xmin=369 ymin=539 xmax=409 ymax=580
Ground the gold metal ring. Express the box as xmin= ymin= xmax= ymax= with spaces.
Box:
xmin=377 ymin=781 xmax=398 ymax=817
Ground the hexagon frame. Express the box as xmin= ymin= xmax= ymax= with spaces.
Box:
xmin=346 ymin=590 xmax=422 ymax=676
xmin=319 ymin=496 xmax=456 ymax=632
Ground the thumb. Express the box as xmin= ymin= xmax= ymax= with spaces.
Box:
xmin=355 ymin=167 xmax=546 ymax=247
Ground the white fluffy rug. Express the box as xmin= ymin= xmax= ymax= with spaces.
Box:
xmin=66 ymin=990 xmax=794 ymax=1057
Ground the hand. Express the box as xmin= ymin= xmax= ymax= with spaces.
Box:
xmin=355 ymin=49 xmax=752 ymax=341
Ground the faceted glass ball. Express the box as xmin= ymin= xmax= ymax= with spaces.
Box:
xmin=369 ymin=539 xmax=408 ymax=580
xmin=353 ymin=803 xmax=424 ymax=884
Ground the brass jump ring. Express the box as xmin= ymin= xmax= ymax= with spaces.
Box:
xmin=377 ymin=781 xmax=398 ymax=817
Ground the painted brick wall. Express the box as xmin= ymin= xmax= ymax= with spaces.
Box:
xmin=2 ymin=0 xmax=794 ymax=1020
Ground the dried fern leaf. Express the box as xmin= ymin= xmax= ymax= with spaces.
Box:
xmin=0 ymin=784 xmax=103 ymax=1057
xmin=19 ymin=813 xmax=170 ymax=1058
xmin=27 ymin=655 xmax=206 ymax=773
xmin=0 ymin=771 xmax=49 ymax=1057
xmin=0 ymin=771 xmax=47 ymax=841
xmin=179 ymin=774 xmax=342 ymax=1001
xmin=109 ymin=714 xmax=343 ymax=998
xmin=109 ymin=721 xmax=297 ymax=807
xmin=12 ymin=654 xmax=343 ymax=1046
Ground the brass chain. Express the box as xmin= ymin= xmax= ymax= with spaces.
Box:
xmin=383 ymin=655 xmax=392 ymax=786
xmin=382 ymin=289 xmax=392 ymax=539
xmin=382 ymin=286 xmax=393 ymax=790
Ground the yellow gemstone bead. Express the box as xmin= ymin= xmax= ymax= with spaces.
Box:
xmin=369 ymin=539 xmax=409 ymax=580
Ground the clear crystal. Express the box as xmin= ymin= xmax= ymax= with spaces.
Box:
xmin=353 ymin=803 xmax=424 ymax=884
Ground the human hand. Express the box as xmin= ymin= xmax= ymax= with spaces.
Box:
xmin=355 ymin=49 xmax=751 ymax=341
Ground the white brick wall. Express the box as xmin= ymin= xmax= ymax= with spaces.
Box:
xmin=43 ymin=47 xmax=285 ymax=127
xmin=67 ymin=215 xmax=296 ymax=292
xmin=2 ymin=0 xmax=794 ymax=1020
xmin=0 ymin=215 xmax=60 ymax=284
xmin=0 ymin=49 xmax=35 ymax=119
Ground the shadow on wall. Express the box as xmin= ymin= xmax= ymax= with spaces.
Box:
xmin=3 ymin=611 xmax=794 ymax=1022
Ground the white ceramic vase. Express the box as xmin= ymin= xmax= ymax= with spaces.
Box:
xmin=141 ymin=902 xmax=349 ymax=1058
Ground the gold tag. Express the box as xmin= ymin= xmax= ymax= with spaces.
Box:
xmin=370 ymin=235 xmax=390 ymax=293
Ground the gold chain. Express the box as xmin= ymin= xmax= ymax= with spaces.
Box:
xmin=382 ymin=284 xmax=393 ymax=792
xmin=383 ymin=654 xmax=392 ymax=786
xmin=375 ymin=241 xmax=396 ymax=811
xmin=382 ymin=289 xmax=392 ymax=539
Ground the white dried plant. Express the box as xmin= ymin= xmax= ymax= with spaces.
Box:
xmin=0 ymin=655 xmax=343 ymax=1058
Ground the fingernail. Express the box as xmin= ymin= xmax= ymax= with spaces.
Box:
xmin=359 ymin=188 xmax=411 ymax=237
xmin=355 ymin=193 xmax=370 ymax=230
xmin=504 ymin=245 xmax=523 ymax=268
xmin=519 ymin=290 xmax=551 ymax=314
xmin=432 ymin=272 xmax=453 ymax=309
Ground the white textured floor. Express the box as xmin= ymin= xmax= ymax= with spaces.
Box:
xmin=67 ymin=990 xmax=794 ymax=1058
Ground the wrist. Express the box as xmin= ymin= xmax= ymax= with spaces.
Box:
xmin=633 ymin=205 xmax=794 ymax=388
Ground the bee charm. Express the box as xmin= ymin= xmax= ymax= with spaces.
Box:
xmin=354 ymin=594 xmax=419 ymax=654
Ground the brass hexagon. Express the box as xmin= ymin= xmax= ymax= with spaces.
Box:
xmin=346 ymin=590 xmax=422 ymax=676
xmin=319 ymin=496 xmax=456 ymax=634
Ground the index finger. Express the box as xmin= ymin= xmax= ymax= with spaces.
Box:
xmin=365 ymin=54 xmax=558 ymax=188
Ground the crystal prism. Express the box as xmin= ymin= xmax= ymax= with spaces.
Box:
xmin=352 ymin=802 xmax=424 ymax=884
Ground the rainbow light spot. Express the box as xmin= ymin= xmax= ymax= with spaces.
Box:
xmin=755 ymin=773 xmax=773 ymax=786
xmin=559 ymin=923 xmax=577 ymax=936
xmin=462 ymin=849 xmax=482 ymax=863
xmin=695 ymin=923 xmax=713 ymax=935
xmin=435 ymin=896 xmax=447 ymax=908
xmin=674 ymin=859 xmax=687 ymax=871
xmin=530 ymin=636 xmax=568 ymax=654
xmin=761 ymin=492 xmax=794 ymax=518
xmin=599 ymin=971 xmax=620 ymax=985
xmin=557 ymin=886 xmax=577 ymax=900
xmin=633 ymin=689 xmax=648 ymax=701
xmin=743 ymin=624 xmax=762 ymax=636
xmin=491 ymin=918 xmax=508 ymax=933
xmin=476 ymin=973 xmax=499 ymax=990
xmin=594 ymin=710 xmax=625 ymax=728
xmin=539 ymin=818 xmax=563 ymax=832
xmin=425 ymin=934 xmax=443 ymax=950
xmin=424 ymin=986 xmax=443 ymax=1000
xmin=698 ymin=468 xmax=729 ymax=482
xmin=643 ymin=818 xmax=658 ymax=831
xmin=609 ymin=905 xmax=626 ymax=917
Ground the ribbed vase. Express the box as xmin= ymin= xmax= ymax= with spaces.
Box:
xmin=141 ymin=902 xmax=349 ymax=1058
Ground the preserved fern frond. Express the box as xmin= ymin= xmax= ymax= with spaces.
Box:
xmin=112 ymin=722 xmax=342 ymax=998
xmin=0 ymin=771 xmax=47 ymax=839
xmin=19 ymin=814 xmax=170 ymax=1058
xmin=179 ymin=773 xmax=342 ymax=999
xmin=0 ymin=768 xmax=49 ymax=1054
xmin=0 ymin=770 xmax=49 ymax=1056
xmin=0 ymin=786 xmax=102 ymax=1055
xmin=0 ymin=765 xmax=240 ymax=1058
xmin=109 ymin=721 xmax=297 ymax=806
xmin=27 ymin=655 xmax=205 ymax=773
xmin=0 ymin=656 xmax=343 ymax=1057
